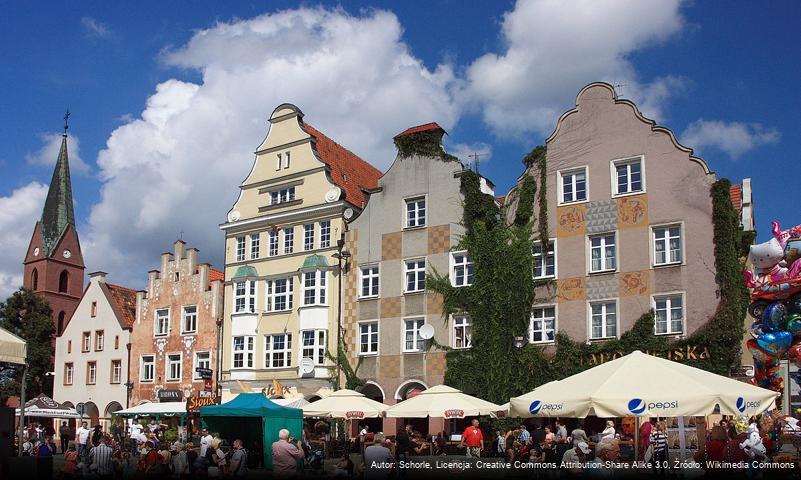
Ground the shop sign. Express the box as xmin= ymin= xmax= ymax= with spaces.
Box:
xmin=584 ymin=346 xmax=711 ymax=366
xmin=444 ymin=409 xmax=465 ymax=418
xmin=345 ymin=411 xmax=365 ymax=419
xmin=158 ymin=389 xmax=184 ymax=402
xmin=195 ymin=367 xmax=213 ymax=379
xmin=186 ymin=395 xmax=220 ymax=413
xmin=204 ymin=378 xmax=213 ymax=392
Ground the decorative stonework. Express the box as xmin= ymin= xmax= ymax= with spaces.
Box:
xmin=343 ymin=230 xmax=359 ymax=361
xmin=557 ymin=277 xmax=586 ymax=302
xmin=381 ymin=232 xmax=402 ymax=260
xmin=620 ymin=271 xmax=650 ymax=297
xmin=380 ymin=297 xmax=402 ymax=319
xmin=617 ymin=195 xmax=648 ymax=228
xmin=380 ymin=355 xmax=401 ymax=379
xmin=585 ymin=200 xmax=618 ymax=234
xmin=427 ymin=225 xmax=450 ymax=255
xmin=425 ymin=352 xmax=447 ymax=378
xmin=586 ymin=275 xmax=618 ymax=301
xmin=154 ymin=338 xmax=168 ymax=358
xmin=556 ymin=204 xmax=586 ymax=237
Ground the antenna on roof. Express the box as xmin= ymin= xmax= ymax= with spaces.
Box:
xmin=179 ymin=230 xmax=184 ymax=240
xmin=613 ymin=82 xmax=627 ymax=97
xmin=468 ymin=152 xmax=483 ymax=174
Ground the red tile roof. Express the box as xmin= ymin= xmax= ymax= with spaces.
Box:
xmin=394 ymin=122 xmax=445 ymax=138
xmin=496 ymin=195 xmax=506 ymax=205
xmin=208 ymin=268 xmax=224 ymax=284
xmin=104 ymin=283 xmax=137 ymax=328
xmin=730 ymin=184 xmax=743 ymax=214
xmin=304 ymin=124 xmax=382 ymax=209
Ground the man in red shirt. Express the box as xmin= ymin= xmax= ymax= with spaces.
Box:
xmin=460 ymin=419 xmax=484 ymax=458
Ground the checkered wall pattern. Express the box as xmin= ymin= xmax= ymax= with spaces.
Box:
xmin=380 ymin=355 xmax=401 ymax=379
xmin=343 ymin=230 xmax=359 ymax=362
xmin=427 ymin=224 xmax=450 ymax=255
xmin=425 ymin=352 xmax=447 ymax=378
xmin=382 ymin=231 xmax=402 ymax=260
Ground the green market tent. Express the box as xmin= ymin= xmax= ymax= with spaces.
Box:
xmin=200 ymin=393 xmax=303 ymax=470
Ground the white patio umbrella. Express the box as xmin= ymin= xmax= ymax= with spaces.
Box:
xmin=510 ymin=350 xmax=778 ymax=418
xmin=302 ymin=389 xmax=386 ymax=419
xmin=384 ymin=385 xmax=503 ymax=418
xmin=15 ymin=393 xmax=80 ymax=418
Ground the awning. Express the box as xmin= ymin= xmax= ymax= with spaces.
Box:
xmin=0 ymin=326 xmax=26 ymax=365
xmin=15 ymin=394 xmax=79 ymax=418
xmin=114 ymin=402 xmax=188 ymax=417
xmin=302 ymin=389 xmax=386 ymax=419
xmin=384 ymin=385 xmax=502 ymax=418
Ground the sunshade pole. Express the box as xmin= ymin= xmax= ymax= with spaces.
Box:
xmin=17 ymin=366 xmax=26 ymax=456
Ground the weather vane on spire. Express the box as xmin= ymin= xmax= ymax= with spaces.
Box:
xmin=63 ymin=109 xmax=71 ymax=135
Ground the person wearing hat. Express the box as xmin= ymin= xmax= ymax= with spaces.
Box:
xmin=561 ymin=441 xmax=590 ymax=474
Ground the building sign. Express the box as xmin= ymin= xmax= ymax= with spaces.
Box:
xmin=345 ymin=411 xmax=365 ymax=419
xmin=583 ymin=346 xmax=711 ymax=366
xmin=195 ymin=367 xmax=213 ymax=379
xmin=157 ymin=389 xmax=184 ymax=402
xmin=186 ymin=395 xmax=221 ymax=413
xmin=204 ymin=378 xmax=214 ymax=392
xmin=444 ymin=409 xmax=465 ymax=419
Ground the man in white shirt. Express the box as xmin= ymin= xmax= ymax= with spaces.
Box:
xmin=130 ymin=421 xmax=143 ymax=455
xmin=76 ymin=421 xmax=90 ymax=461
xmin=199 ymin=428 xmax=213 ymax=458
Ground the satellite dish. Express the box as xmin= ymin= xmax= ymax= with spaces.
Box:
xmin=343 ymin=207 xmax=355 ymax=220
xmin=419 ymin=323 xmax=435 ymax=340
xmin=300 ymin=357 xmax=315 ymax=375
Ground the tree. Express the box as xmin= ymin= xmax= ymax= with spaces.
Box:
xmin=0 ymin=288 xmax=55 ymax=400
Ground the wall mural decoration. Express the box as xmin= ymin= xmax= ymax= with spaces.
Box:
xmin=616 ymin=195 xmax=648 ymax=228
xmin=556 ymin=204 xmax=586 ymax=237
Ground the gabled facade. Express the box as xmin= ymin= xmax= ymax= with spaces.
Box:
xmin=218 ymin=104 xmax=381 ymax=399
xmin=23 ymin=130 xmax=85 ymax=336
xmin=129 ymin=240 xmax=224 ymax=406
xmin=53 ymin=272 xmax=134 ymax=426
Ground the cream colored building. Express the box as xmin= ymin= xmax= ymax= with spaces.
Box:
xmin=219 ymin=104 xmax=381 ymax=399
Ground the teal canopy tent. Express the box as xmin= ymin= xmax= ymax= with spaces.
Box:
xmin=200 ymin=393 xmax=303 ymax=470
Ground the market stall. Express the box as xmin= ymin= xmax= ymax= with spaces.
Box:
xmin=200 ymin=393 xmax=303 ymax=470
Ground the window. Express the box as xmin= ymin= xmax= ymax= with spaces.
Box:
xmin=404 ymin=259 xmax=426 ymax=293
xmin=82 ymin=332 xmax=91 ymax=352
xmin=613 ymin=157 xmax=643 ymax=196
xmin=559 ymin=167 xmax=587 ymax=204
xmin=114 ymin=336 xmax=119 ymax=350
xmin=64 ymin=363 xmax=73 ymax=385
xmin=232 ymin=336 xmax=254 ymax=369
xmin=533 ymin=240 xmax=556 ymax=279
xmin=265 ymin=334 xmax=292 ymax=368
xmin=194 ymin=352 xmax=211 ymax=379
xmin=359 ymin=322 xmax=379 ymax=355
xmin=283 ymin=227 xmax=294 ymax=254
xmin=653 ymin=225 xmax=682 ymax=266
xmin=268 ymin=230 xmax=279 ymax=256
xmin=111 ymin=360 xmax=122 ymax=384
xmin=155 ymin=309 xmax=170 ymax=336
xmin=269 ymin=186 xmax=295 ymax=205
xmin=403 ymin=319 xmax=425 ymax=352
xmin=86 ymin=361 xmax=96 ymax=385
xmin=276 ymin=153 xmax=282 ymax=171
xmin=59 ymin=270 xmax=69 ymax=293
xmin=530 ymin=306 xmax=556 ymax=344
xmin=590 ymin=301 xmax=617 ymax=340
xmin=182 ymin=306 xmax=197 ymax=333
xmin=266 ymin=278 xmax=294 ymax=312
xmin=67 ymin=340 xmax=72 ymax=354
xmin=302 ymin=270 xmax=327 ymax=306
xmin=31 ymin=268 xmax=38 ymax=290
xmin=453 ymin=315 xmax=472 ymax=349
xmin=91 ymin=301 xmax=97 ymax=317
xmin=405 ymin=197 xmax=426 ymax=228
xmin=301 ymin=330 xmax=326 ymax=366
xmin=319 ymin=221 xmax=331 ymax=248
xmin=95 ymin=331 xmax=104 ymax=351
xmin=589 ymin=233 xmax=616 ymax=273
xmin=360 ymin=265 xmax=379 ymax=298
xmin=654 ymin=294 xmax=684 ymax=335
xmin=250 ymin=234 xmax=260 ymax=259
xmin=234 ymin=280 xmax=256 ymax=313
xmin=303 ymin=224 xmax=315 ymax=251
xmin=235 ymin=236 xmax=246 ymax=262
xmin=284 ymin=151 xmax=291 ymax=169
xmin=450 ymin=252 xmax=473 ymax=287
xmin=167 ymin=354 xmax=182 ymax=381
xmin=141 ymin=355 xmax=155 ymax=382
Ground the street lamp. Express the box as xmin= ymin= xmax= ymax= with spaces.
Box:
xmin=333 ymin=238 xmax=351 ymax=391
xmin=513 ymin=336 xmax=527 ymax=349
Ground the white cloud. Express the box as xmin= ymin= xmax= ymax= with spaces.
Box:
xmin=462 ymin=0 xmax=686 ymax=138
xmin=81 ymin=7 xmax=461 ymax=287
xmin=681 ymin=119 xmax=780 ymax=159
xmin=0 ymin=182 xmax=48 ymax=299
xmin=447 ymin=141 xmax=493 ymax=168
xmin=25 ymin=132 xmax=90 ymax=174
xmin=81 ymin=17 xmax=111 ymax=38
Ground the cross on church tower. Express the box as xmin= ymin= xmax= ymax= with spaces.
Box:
xmin=63 ymin=109 xmax=70 ymax=135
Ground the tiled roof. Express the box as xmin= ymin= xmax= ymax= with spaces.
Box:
xmin=394 ymin=122 xmax=445 ymax=138
xmin=496 ymin=195 xmax=506 ymax=205
xmin=304 ymin=124 xmax=381 ymax=209
xmin=105 ymin=283 xmax=137 ymax=328
xmin=730 ymin=184 xmax=743 ymax=214
xmin=208 ymin=268 xmax=224 ymax=284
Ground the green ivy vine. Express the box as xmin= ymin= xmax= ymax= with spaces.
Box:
xmin=394 ymin=130 xmax=459 ymax=163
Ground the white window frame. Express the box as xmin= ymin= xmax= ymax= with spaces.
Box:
xmin=269 ymin=186 xmax=296 ymax=205
xmin=266 ymin=277 xmax=294 ymax=312
xmin=166 ymin=353 xmax=182 ymax=382
xmin=303 ymin=224 xmax=315 ymax=251
xmin=87 ymin=361 xmax=97 ymax=385
xmin=652 ymin=292 xmax=686 ymax=336
xmin=111 ymin=360 xmax=122 ymax=384
xmin=233 ymin=280 xmax=256 ymax=314
xmin=193 ymin=351 xmax=211 ymax=380
xmin=319 ymin=221 xmax=331 ymax=249
xmin=651 ymin=223 xmax=684 ymax=267
xmin=588 ymin=232 xmax=617 ymax=274
xmin=283 ymin=227 xmax=294 ymax=254
xmin=182 ymin=305 xmax=198 ymax=334
xmin=235 ymin=236 xmax=246 ymax=262
xmin=140 ymin=355 xmax=155 ymax=382
xmin=265 ymin=333 xmax=292 ymax=369
xmin=402 ymin=318 xmax=425 ymax=353
xmin=268 ymin=230 xmax=279 ymax=257
xmin=64 ymin=363 xmax=73 ymax=385
xmin=588 ymin=299 xmax=619 ymax=340
xmin=358 ymin=321 xmax=379 ymax=356
xmin=95 ymin=330 xmax=104 ymax=351
xmin=404 ymin=258 xmax=426 ymax=293
xmin=404 ymin=196 xmax=427 ymax=228
xmin=250 ymin=234 xmax=260 ymax=260
xmin=154 ymin=309 xmax=170 ymax=337
xmin=610 ymin=155 xmax=645 ymax=197
xmin=300 ymin=330 xmax=327 ymax=366
xmin=532 ymin=239 xmax=557 ymax=279
xmin=452 ymin=315 xmax=472 ymax=349
xmin=557 ymin=166 xmax=588 ymax=205
xmin=302 ymin=270 xmax=327 ymax=306
xmin=232 ymin=336 xmax=254 ymax=369
xmin=82 ymin=332 xmax=91 ymax=352
xmin=450 ymin=251 xmax=473 ymax=287
xmin=359 ymin=265 xmax=380 ymax=298
xmin=530 ymin=305 xmax=557 ymax=344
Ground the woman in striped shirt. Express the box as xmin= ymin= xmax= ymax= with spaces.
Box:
xmin=649 ymin=421 xmax=669 ymax=474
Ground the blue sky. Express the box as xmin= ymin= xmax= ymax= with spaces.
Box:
xmin=0 ymin=0 xmax=799 ymax=294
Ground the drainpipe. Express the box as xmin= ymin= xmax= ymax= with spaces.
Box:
xmin=125 ymin=341 xmax=132 ymax=408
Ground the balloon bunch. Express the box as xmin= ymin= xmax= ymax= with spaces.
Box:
xmin=747 ymin=299 xmax=801 ymax=392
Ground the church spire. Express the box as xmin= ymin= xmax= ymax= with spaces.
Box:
xmin=40 ymin=111 xmax=76 ymax=257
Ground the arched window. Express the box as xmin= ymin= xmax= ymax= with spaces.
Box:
xmin=31 ymin=269 xmax=38 ymax=290
xmin=57 ymin=312 xmax=65 ymax=336
xmin=59 ymin=270 xmax=69 ymax=293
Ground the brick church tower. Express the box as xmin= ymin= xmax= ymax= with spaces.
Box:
xmin=22 ymin=118 xmax=85 ymax=336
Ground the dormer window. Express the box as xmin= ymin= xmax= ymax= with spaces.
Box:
xmin=269 ymin=186 xmax=296 ymax=205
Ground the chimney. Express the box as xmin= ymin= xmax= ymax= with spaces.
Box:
xmin=187 ymin=247 xmax=199 ymax=274
xmin=136 ymin=291 xmax=145 ymax=324
xmin=174 ymin=239 xmax=186 ymax=261
xmin=88 ymin=271 xmax=107 ymax=284
xmin=198 ymin=263 xmax=209 ymax=291
xmin=147 ymin=270 xmax=159 ymax=297
xmin=160 ymin=252 xmax=174 ymax=275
